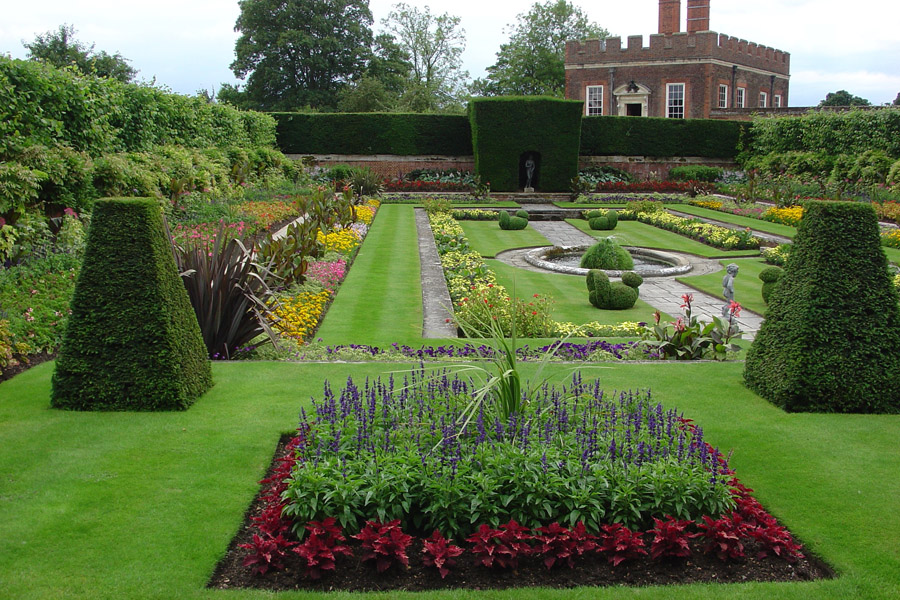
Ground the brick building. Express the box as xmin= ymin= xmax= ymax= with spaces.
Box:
xmin=565 ymin=0 xmax=790 ymax=119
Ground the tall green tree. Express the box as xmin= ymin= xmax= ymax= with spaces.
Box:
xmin=892 ymin=92 xmax=900 ymax=106
xmin=382 ymin=3 xmax=468 ymax=111
xmin=818 ymin=90 xmax=871 ymax=107
xmin=229 ymin=0 xmax=374 ymax=110
xmin=473 ymin=0 xmax=608 ymax=97
xmin=23 ymin=24 xmax=137 ymax=83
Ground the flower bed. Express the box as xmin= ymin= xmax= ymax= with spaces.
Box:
xmin=631 ymin=210 xmax=761 ymax=250
xmin=762 ymin=206 xmax=803 ymax=226
xmin=383 ymin=179 xmax=471 ymax=193
xmin=213 ymin=368 xmax=822 ymax=590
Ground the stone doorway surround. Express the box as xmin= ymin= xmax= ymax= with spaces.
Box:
xmin=613 ymin=82 xmax=651 ymax=116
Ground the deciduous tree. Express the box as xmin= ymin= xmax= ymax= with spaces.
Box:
xmin=473 ymin=0 xmax=607 ymax=97
xmin=818 ymin=89 xmax=871 ymax=107
xmin=382 ymin=3 xmax=468 ymax=111
xmin=23 ymin=24 xmax=137 ymax=83
xmin=229 ymin=0 xmax=374 ymax=110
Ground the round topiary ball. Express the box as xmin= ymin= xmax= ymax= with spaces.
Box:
xmin=515 ymin=210 xmax=530 ymax=220
xmin=621 ymin=271 xmax=643 ymax=288
xmin=607 ymin=284 xmax=639 ymax=310
xmin=498 ymin=211 xmax=511 ymax=229
xmin=580 ymin=239 xmax=634 ymax=270
xmin=589 ymin=217 xmax=611 ymax=230
xmin=759 ymin=266 xmax=784 ymax=304
xmin=508 ymin=216 xmax=528 ymax=230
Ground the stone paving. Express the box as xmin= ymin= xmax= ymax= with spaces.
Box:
xmin=414 ymin=208 xmax=457 ymax=338
xmin=506 ymin=218 xmax=764 ymax=340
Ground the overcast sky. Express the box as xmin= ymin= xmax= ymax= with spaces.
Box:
xmin=2 ymin=0 xmax=899 ymax=107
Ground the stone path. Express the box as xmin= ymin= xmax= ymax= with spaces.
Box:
xmin=501 ymin=218 xmax=764 ymax=340
xmin=414 ymin=208 xmax=457 ymax=338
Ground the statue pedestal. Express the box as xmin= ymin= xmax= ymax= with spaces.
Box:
xmin=524 ymin=187 xmax=534 ymax=193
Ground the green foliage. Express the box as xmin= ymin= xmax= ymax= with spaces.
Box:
xmin=641 ymin=295 xmax=743 ymax=361
xmin=580 ymin=238 xmax=633 ymax=270
xmin=586 ymin=269 xmax=640 ymax=310
xmin=23 ymin=24 xmax=137 ymax=83
xmin=337 ymin=76 xmax=396 ymax=112
xmin=848 ymin=150 xmax=894 ymax=184
xmin=16 ymin=145 xmax=94 ymax=213
xmin=746 ymin=108 xmax=900 ymax=159
xmin=382 ymin=3 xmax=468 ymax=111
xmin=498 ymin=210 xmax=528 ymax=230
xmin=668 ymin=166 xmax=723 ymax=182
xmin=580 ymin=116 xmax=742 ymax=159
xmin=230 ymin=0 xmax=374 ymax=110
xmin=273 ymin=112 xmax=472 ymax=155
xmin=474 ymin=0 xmax=608 ymax=97
xmin=348 ymin=167 xmax=384 ymax=201
xmin=744 ymin=201 xmax=900 ymax=413
xmin=0 ymin=55 xmax=276 ymax=157
xmin=469 ymin=97 xmax=583 ymax=192
xmin=587 ymin=209 xmax=618 ymax=230
xmin=51 ymin=198 xmax=212 ymax=410
xmin=818 ymin=90 xmax=871 ymax=107
xmin=758 ymin=266 xmax=783 ymax=304
xmin=0 ymin=162 xmax=44 ymax=218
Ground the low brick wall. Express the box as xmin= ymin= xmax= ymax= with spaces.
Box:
xmin=288 ymin=154 xmax=736 ymax=181
xmin=286 ymin=154 xmax=475 ymax=179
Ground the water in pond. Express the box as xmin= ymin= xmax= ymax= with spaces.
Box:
xmin=546 ymin=252 xmax=671 ymax=272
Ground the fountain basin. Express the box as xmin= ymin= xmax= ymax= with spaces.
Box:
xmin=524 ymin=245 xmax=692 ymax=277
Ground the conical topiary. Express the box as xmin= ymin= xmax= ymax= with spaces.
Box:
xmin=52 ymin=198 xmax=213 ymax=410
xmin=743 ymin=201 xmax=900 ymax=413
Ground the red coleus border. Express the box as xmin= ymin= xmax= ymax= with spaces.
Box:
xmin=239 ymin=433 xmax=805 ymax=579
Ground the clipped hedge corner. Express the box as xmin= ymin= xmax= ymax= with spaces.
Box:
xmin=51 ymin=198 xmax=212 ymax=410
xmin=743 ymin=201 xmax=900 ymax=413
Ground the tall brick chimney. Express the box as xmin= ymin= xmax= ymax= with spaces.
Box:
xmin=686 ymin=0 xmax=710 ymax=33
xmin=658 ymin=0 xmax=681 ymax=34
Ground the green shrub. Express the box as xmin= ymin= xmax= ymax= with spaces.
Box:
xmin=580 ymin=116 xmax=742 ymax=158
xmin=586 ymin=269 xmax=641 ymax=310
xmin=888 ymin=159 xmax=900 ymax=186
xmin=744 ymin=201 xmax=900 ymax=413
xmin=51 ymin=198 xmax=212 ymax=410
xmin=507 ymin=216 xmax=528 ymax=230
xmin=580 ymin=238 xmax=634 ymax=270
xmin=498 ymin=210 xmax=510 ymax=229
xmin=469 ymin=97 xmax=583 ymax=192
xmin=589 ymin=216 xmax=610 ymax=230
xmin=848 ymin=149 xmax=894 ymax=184
xmin=758 ymin=266 xmax=783 ymax=304
xmin=668 ymin=166 xmax=723 ymax=182
xmin=515 ymin=209 xmax=529 ymax=220
xmin=273 ymin=113 xmax=473 ymax=155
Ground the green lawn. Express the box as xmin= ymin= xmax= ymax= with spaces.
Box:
xmin=460 ymin=220 xmax=551 ymax=257
xmin=2 ymin=360 xmax=900 ymax=599
xmin=486 ymin=259 xmax=670 ymax=325
xmin=671 ymin=205 xmax=798 ymax=238
xmin=566 ymin=219 xmax=762 ymax=259
xmin=678 ymin=258 xmax=771 ymax=316
xmin=315 ymin=204 xmax=424 ymax=345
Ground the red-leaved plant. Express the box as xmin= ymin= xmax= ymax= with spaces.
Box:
xmin=648 ymin=515 xmax=699 ymax=560
xmin=421 ymin=530 xmax=464 ymax=578
xmin=728 ymin=479 xmax=804 ymax=561
xmin=353 ymin=520 xmax=413 ymax=573
xmin=251 ymin=502 xmax=290 ymax=536
xmin=293 ymin=518 xmax=353 ymax=579
xmin=466 ymin=520 xmax=533 ymax=569
xmin=597 ymin=523 xmax=648 ymax=566
xmin=698 ymin=513 xmax=748 ymax=561
xmin=534 ymin=521 xmax=598 ymax=570
xmin=239 ymin=533 xmax=296 ymax=575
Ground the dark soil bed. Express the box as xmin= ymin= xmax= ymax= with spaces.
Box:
xmin=208 ymin=435 xmax=835 ymax=593
xmin=0 ymin=350 xmax=55 ymax=384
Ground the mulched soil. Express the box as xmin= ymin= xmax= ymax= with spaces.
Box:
xmin=0 ymin=351 xmax=55 ymax=384
xmin=208 ymin=435 xmax=834 ymax=593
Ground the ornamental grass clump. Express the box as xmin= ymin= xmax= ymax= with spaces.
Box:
xmin=281 ymin=366 xmax=736 ymax=539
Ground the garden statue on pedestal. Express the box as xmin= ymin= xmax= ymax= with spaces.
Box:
xmin=524 ymin=156 xmax=535 ymax=191
xmin=721 ymin=263 xmax=739 ymax=318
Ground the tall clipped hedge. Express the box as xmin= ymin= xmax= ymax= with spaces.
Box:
xmin=272 ymin=113 xmax=472 ymax=155
xmin=743 ymin=201 xmax=900 ymax=413
xmin=0 ymin=56 xmax=275 ymax=157
xmin=580 ymin=116 xmax=742 ymax=158
xmin=52 ymin=198 xmax=212 ymax=411
xmin=469 ymin=97 xmax=583 ymax=192
xmin=745 ymin=108 xmax=900 ymax=160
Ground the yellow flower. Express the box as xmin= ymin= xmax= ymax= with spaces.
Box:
xmin=269 ymin=290 xmax=332 ymax=342
xmin=317 ymin=229 xmax=361 ymax=253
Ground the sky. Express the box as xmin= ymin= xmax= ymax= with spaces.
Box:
xmin=2 ymin=0 xmax=899 ymax=107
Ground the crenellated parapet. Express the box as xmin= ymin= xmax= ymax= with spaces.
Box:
xmin=566 ymin=31 xmax=789 ymax=75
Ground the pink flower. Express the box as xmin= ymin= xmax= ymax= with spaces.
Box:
xmin=680 ymin=294 xmax=693 ymax=309
xmin=728 ymin=301 xmax=742 ymax=318
xmin=672 ymin=317 xmax=686 ymax=333
xmin=63 ymin=207 xmax=78 ymax=217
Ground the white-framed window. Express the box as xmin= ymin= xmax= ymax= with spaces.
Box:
xmin=667 ymin=83 xmax=685 ymax=119
xmin=774 ymin=94 xmax=782 ymax=108
xmin=586 ymin=85 xmax=603 ymax=116
xmin=759 ymin=91 xmax=768 ymax=108
xmin=718 ymin=84 xmax=728 ymax=109
xmin=736 ymin=87 xmax=746 ymax=108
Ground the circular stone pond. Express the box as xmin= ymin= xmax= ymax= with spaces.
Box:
xmin=524 ymin=245 xmax=693 ymax=277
